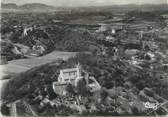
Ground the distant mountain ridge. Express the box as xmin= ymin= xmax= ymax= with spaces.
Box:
xmin=1 ymin=3 xmax=168 ymax=12
xmin=2 ymin=3 xmax=55 ymax=9
xmin=1 ymin=3 xmax=56 ymax=12
xmin=19 ymin=3 xmax=55 ymax=10
xmin=1 ymin=3 xmax=18 ymax=9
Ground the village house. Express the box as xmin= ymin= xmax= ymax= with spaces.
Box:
xmin=23 ymin=27 xmax=33 ymax=36
xmin=32 ymin=45 xmax=45 ymax=55
xmin=9 ymin=100 xmax=37 ymax=117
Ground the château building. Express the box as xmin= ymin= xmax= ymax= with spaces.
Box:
xmin=52 ymin=63 xmax=101 ymax=95
xmin=58 ymin=63 xmax=83 ymax=85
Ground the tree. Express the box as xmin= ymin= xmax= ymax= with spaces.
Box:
xmin=65 ymin=83 xmax=75 ymax=95
xmin=1 ymin=103 xmax=10 ymax=116
xmin=76 ymin=79 xmax=89 ymax=97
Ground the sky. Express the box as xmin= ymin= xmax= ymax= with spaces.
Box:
xmin=2 ymin=0 xmax=168 ymax=7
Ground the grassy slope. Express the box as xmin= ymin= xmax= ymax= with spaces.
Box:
xmin=1 ymin=51 xmax=77 ymax=78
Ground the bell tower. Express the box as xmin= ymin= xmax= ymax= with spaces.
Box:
xmin=75 ymin=63 xmax=82 ymax=86
xmin=76 ymin=63 xmax=82 ymax=78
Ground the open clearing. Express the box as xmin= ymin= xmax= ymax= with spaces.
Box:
xmin=0 ymin=51 xmax=77 ymax=78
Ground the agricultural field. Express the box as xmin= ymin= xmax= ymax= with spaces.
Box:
xmin=0 ymin=51 xmax=76 ymax=78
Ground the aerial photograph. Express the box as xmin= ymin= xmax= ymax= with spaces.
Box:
xmin=0 ymin=0 xmax=168 ymax=116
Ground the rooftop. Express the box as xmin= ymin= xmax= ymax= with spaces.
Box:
xmin=60 ymin=68 xmax=78 ymax=73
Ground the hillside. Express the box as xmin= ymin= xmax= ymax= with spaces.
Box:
xmin=1 ymin=3 xmax=57 ymax=12
xmin=1 ymin=53 xmax=168 ymax=116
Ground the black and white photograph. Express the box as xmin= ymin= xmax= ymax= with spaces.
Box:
xmin=0 ymin=0 xmax=168 ymax=116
